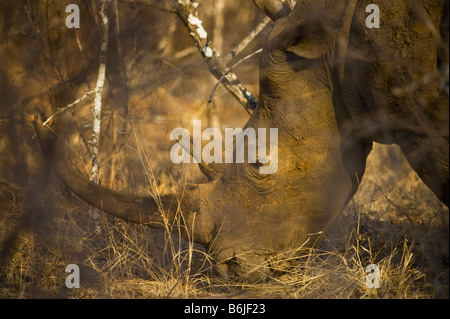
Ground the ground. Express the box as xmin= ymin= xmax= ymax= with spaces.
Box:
xmin=0 ymin=139 xmax=447 ymax=298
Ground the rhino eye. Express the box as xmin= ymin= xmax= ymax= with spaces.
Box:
xmin=251 ymin=160 xmax=264 ymax=168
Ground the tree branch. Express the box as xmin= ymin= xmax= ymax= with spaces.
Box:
xmin=91 ymin=0 xmax=110 ymax=185
xmin=119 ymin=0 xmax=258 ymax=113
xmin=208 ymin=48 xmax=263 ymax=106
xmin=221 ymin=16 xmax=270 ymax=67
xmin=43 ymin=90 xmax=95 ymax=127
xmin=175 ymin=1 xmax=257 ymax=113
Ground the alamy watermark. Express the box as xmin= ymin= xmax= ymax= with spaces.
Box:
xmin=170 ymin=120 xmax=278 ymax=174
xmin=365 ymin=264 xmax=380 ymax=289
xmin=366 ymin=4 xmax=380 ymax=29
xmin=65 ymin=4 xmax=80 ymax=29
xmin=65 ymin=264 xmax=80 ymax=289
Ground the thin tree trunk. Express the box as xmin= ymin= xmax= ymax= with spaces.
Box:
xmin=91 ymin=0 xmax=110 ymax=232
xmin=209 ymin=0 xmax=225 ymax=128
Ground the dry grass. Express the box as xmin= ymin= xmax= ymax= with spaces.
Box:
xmin=0 ymin=139 xmax=447 ymax=299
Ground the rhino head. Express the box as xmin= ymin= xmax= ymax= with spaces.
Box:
xmin=35 ymin=0 xmax=448 ymax=282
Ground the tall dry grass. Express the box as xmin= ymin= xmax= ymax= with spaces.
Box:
xmin=0 ymin=135 xmax=447 ymax=298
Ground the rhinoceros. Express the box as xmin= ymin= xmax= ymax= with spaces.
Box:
xmin=35 ymin=0 xmax=449 ymax=282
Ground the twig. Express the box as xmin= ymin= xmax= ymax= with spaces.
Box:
xmin=369 ymin=180 xmax=416 ymax=225
xmin=221 ymin=16 xmax=270 ymax=67
xmin=208 ymin=49 xmax=262 ymax=107
xmin=169 ymin=46 xmax=197 ymax=61
xmin=90 ymin=0 xmax=111 ymax=234
xmin=175 ymin=1 xmax=257 ymax=112
xmin=43 ymin=90 xmax=95 ymax=126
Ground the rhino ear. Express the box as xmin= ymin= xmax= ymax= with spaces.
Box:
xmin=253 ymin=0 xmax=291 ymax=21
xmin=280 ymin=18 xmax=337 ymax=59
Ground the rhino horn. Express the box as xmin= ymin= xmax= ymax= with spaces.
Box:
xmin=253 ymin=0 xmax=291 ymax=21
xmin=33 ymin=116 xmax=215 ymax=245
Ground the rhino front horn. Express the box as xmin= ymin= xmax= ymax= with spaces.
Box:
xmin=253 ymin=0 xmax=291 ymax=21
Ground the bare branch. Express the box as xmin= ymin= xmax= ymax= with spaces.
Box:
xmin=208 ymin=49 xmax=263 ymax=106
xmin=221 ymin=16 xmax=270 ymax=67
xmin=175 ymin=1 xmax=257 ymax=113
xmin=117 ymin=0 xmax=259 ymax=112
xmin=43 ymin=90 xmax=95 ymax=127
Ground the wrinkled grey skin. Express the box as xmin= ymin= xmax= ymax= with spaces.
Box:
xmin=35 ymin=0 xmax=449 ymax=282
